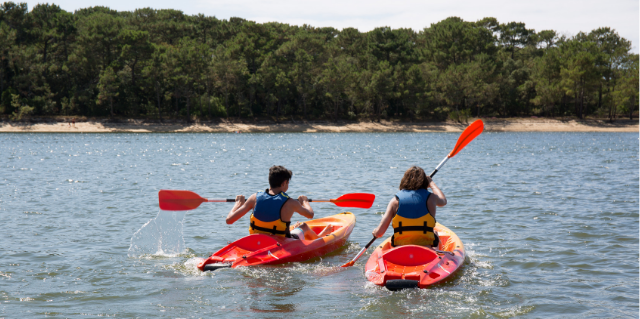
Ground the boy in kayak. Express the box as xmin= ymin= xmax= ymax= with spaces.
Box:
xmin=371 ymin=166 xmax=447 ymax=247
xmin=226 ymin=165 xmax=333 ymax=240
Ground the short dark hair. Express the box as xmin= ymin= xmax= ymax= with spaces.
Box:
xmin=399 ymin=166 xmax=431 ymax=190
xmin=269 ymin=165 xmax=293 ymax=188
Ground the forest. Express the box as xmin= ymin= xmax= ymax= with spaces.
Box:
xmin=0 ymin=2 xmax=638 ymax=122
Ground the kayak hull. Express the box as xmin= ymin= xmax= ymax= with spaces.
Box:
xmin=364 ymin=222 xmax=465 ymax=290
xmin=198 ymin=212 xmax=355 ymax=271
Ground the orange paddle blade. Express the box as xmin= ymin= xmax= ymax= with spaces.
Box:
xmin=330 ymin=193 xmax=375 ymax=209
xmin=159 ymin=190 xmax=207 ymax=211
xmin=449 ymin=119 xmax=484 ymax=157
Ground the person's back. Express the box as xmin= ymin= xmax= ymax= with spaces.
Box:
xmin=249 ymin=189 xmax=292 ymax=237
xmin=226 ymin=165 xmax=333 ymax=240
xmin=392 ymin=188 xmax=436 ymax=247
xmin=371 ymin=166 xmax=447 ymax=247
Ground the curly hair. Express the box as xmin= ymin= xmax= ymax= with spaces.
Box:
xmin=399 ymin=166 xmax=431 ymax=190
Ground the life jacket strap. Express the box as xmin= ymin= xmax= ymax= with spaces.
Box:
xmin=394 ymin=221 xmax=434 ymax=234
xmin=250 ymin=221 xmax=288 ymax=235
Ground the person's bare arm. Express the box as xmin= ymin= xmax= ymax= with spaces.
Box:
xmin=295 ymin=195 xmax=314 ymax=219
xmin=372 ymin=197 xmax=399 ymax=238
xmin=280 ymin=195 xmax=314 ymax=222
xmin=429 ymin=180 xmax=447 ymax=207
xmin=226 ymin=194 xmax=256 ymax=224
xmin=426 ymin=180 xmax=446 ymax=219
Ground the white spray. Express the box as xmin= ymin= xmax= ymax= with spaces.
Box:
xmin=128 ymin=210 xmax=186 ymax=257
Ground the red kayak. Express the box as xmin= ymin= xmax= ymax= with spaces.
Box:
xmin=364 ymin=222 xmax=465 ymax=290
xmin=198 ymin=212 xmax=356 ymax=271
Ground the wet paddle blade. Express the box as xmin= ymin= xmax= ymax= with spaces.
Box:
xmin=330 ymin=193 xmax=375 ymax=209
xmin=449 ymin=119 xmax=484 ymax=157
xmin=158 ymin=189 xmax=207 ymax=211
xmin=341 ymin=236 xmax=377 ymax=267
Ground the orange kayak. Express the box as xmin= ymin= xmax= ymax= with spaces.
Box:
xmin=198 ymin=212 xmax=355 ymax=271
xmin=364 ymin=222 xmax=465 ymax=290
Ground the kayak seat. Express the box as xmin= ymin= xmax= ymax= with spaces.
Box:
xmin=233 ymin=234 xmax=280 ymax=252
xmin=382 ymin=245 xmax=437 ymax=266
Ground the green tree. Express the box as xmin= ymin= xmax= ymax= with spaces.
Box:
xmin=26 ymin=3 xmax=62 ymax=63
xmin=97 ymin=66 xmax=119 ymax=115
xmin=530 ymin=47 xmax=563 ymax=116
xmin=589 ymin=27 xmax=632 ymax=121
xmin=559 ymin=35 xmax=599 ymax=119
xmin=499 ymin=21 xmax=534 ymax=60
xmin=0 ymin=21 xmax=16 ymax=105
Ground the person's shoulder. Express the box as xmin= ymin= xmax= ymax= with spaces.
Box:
xmin=280 ymin=192 xmax=291 ymax=199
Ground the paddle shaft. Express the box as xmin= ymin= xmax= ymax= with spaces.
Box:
xmin=341 ymin=236 xmax=377 ymax=267
xmin=352 ymin=236 xmax=377 ymax=261
xmin=207 ymin=198 xmax=327 ymax=202
xmin=429 ymin=156 xmax=450 ymax=178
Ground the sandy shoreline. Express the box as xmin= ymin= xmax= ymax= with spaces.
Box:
xmin=0 ymin=118 xmax=637 ymax=133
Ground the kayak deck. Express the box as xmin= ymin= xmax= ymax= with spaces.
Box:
xmin=364 ymin=222 xmax=465 ymax=290
xmin=198 ymin=212 xmax=355 ymax=271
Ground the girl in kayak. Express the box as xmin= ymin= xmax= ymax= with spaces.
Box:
xmin=371 ymin=166 xmax=447 ymax=247
xmin=226 ymin=165 xmax=333 ymax=240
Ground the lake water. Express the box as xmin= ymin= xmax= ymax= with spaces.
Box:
xmin=1 ymin=132 xmax=638 ymax=318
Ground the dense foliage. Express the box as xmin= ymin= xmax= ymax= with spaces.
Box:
xmin=0 ymin=3 xmax=638 ymax=121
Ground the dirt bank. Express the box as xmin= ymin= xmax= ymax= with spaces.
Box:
xmin=0 ymin=118 xmax=636 ymax=133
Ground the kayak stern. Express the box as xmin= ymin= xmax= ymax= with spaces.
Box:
xmin=364 ymin=222 xmax=465 ymax=289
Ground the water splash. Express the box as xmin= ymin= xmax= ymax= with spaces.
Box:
xmin=128 ymin=210 xmax=187 ymax=257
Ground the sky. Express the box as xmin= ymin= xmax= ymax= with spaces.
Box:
xmin=32 ymin=0 xmax=639 ymax=52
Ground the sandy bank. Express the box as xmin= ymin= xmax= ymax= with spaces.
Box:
xmin=0 ymin=118 xmax=637 ymax=133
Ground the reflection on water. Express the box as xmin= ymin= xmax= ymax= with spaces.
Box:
xmin=0 ymin=132 xmax=637 ymax=317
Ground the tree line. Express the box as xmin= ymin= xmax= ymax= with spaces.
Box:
xmin=0 ymin=2 xmax=638 ymax=121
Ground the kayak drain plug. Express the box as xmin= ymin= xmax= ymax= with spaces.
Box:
xmin=423 ymin=270 xmax=428 ymax=273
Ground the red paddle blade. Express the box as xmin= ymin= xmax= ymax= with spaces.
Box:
xmin=330 ymin=193 xmax=375 ymax=209
xmin=449 ymin=119 xmax=484 ymax=157
xmin=159 ymin=190 xmax=207 ymax=211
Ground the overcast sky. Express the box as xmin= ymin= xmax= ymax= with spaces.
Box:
xmin=34 ymin=0 xmax=639 ymax=52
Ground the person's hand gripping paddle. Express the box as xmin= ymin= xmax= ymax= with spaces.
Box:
xmin=340 ymin=119 xmax=484 ymax=268
xmin=158 ymin=190 xmax=375 ymax=211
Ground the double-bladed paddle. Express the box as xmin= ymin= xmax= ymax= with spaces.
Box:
xmin=340 ymin=119 xmax=484 ymax=268
xmin=429 ymin=119 xmax=484 ymax=178
xmin=158 ymin=190 xmax=375 ymax=211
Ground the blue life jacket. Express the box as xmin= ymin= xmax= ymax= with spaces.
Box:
xmin=250 ymin=190 xmax=291 ymax=237
xmin=392 ymin=189 xmax=437 ymax=247
xmin=395 ymin=189 xmax=431 ymax=218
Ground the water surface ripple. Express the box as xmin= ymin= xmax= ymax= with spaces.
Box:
xmin=1 ymin=132 xmax=638 ymax=317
